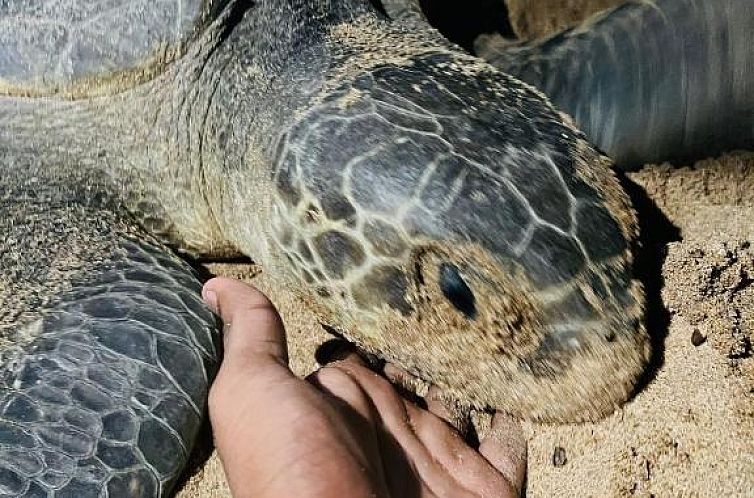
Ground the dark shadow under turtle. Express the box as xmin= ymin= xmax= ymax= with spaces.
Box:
xmin=0 ymin=0 xmax=750 ymax=495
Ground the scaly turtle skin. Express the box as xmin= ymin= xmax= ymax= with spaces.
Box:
xmin=2 ymin=0 xmax=648 ymax=495
xmin=475 ymin=0 xmax=754 ymax=168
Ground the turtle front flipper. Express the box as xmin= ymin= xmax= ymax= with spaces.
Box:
xmin=477 ymin=0 xmax=754 ymax=168
xmin=0 ymin=157 xmax=218 ymax=497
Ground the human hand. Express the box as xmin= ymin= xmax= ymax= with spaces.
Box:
xmin=202 ymin=277 xmax=526 ymax=498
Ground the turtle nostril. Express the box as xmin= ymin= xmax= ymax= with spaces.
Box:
xmin=438 ymin=263 xmax=477 ymax=319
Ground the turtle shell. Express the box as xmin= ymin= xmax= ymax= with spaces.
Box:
xmin=0 ymin=0 xmax=221 ymax=96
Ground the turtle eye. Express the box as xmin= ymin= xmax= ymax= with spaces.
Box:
xmin=439 ymin=263 xmax=477 ymax=319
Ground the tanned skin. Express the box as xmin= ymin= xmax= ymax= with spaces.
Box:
xmin=203 ymin=277 xmax=527 ymax=498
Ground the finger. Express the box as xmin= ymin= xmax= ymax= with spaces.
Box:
xmin=204 ymin=277 xmax=297 ymax=448
xmin=479 ymin=412 xmax=527 ymax=496
xmin=337 ymin=362 xmax=462 ymax=496
xmin=383 ymin=363 xmax=429 ymax=400
xmin=202 ymin=276 xmax=288 ymax=368
xmin=425 ymin=386 xmax=471 ymax=434
xmin=405 ymin=402 xmax=516 ymax=497
xmin=383 ymin=363 xmax=411 ymax=385
xmin=306 ymin=354 xmax=397 ymax=494
xmin=352 ymin=365 xmax=515 ymax=497
xmin=307 ymin=351 xmax=374 ymax=421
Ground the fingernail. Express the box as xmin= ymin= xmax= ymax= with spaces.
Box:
xmin=202 ymin=289 xmax=218 ymax=314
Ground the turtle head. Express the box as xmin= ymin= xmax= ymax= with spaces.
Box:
xmin=263 ymin=48 xmax=649 ymax=421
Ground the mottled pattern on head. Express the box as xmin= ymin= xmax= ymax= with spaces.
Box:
xmin=265 ymin=45 xmax=647 ymax=420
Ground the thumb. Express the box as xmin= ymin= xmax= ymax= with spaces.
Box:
xmin=202 ymin=277 xmax=301 ymax=496
xmin=202 ymin=276 xmax=289 ymax=370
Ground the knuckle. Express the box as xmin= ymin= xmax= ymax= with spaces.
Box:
xmin=315 ymin=364 xmax=362 ymax=395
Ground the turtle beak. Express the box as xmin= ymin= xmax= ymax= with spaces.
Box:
xmin=269 ymin=51 xmax=649 ymax=422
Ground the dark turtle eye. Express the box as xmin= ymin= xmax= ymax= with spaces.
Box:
xmin=439 ymin=263 xmax=477 ymax=319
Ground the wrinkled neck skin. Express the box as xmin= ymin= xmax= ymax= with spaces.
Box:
xmin=0 ymin=0 xmax=436 ymax=259
xmin=193 ymin=0 xmax=388 ymax=261
xmin=195 ymin=0 xmax=457 ymax=267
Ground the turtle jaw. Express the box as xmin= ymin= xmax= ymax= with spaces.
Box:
xmin=254 ymin=49 xmax=651 ymax=421
xmin=366 ymin=241 xmax=649 ymax=423
xmin=213 ymin=24 xmax=650 ymax=419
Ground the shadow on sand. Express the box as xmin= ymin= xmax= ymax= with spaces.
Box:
xmin=618 ymin=172 xmax=681 ymax=398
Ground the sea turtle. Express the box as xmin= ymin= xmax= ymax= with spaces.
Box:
xmin=1 ymin=0 xmax=726 ymax=495
xmin=476 ymin=0 xmax=754 ymax=168
xmin=388 ymin=0 xmax=754 ymax=168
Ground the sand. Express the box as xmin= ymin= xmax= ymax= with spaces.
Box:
xmin=176 ymin=152 xmax=754 ymax=497
xmin=504 ymin=0 xmax=625 ymax=38
xmin=520 ymin=155 xmax=754 ymax=497
xmin=177 ymin=2 xmax=754 ymax=496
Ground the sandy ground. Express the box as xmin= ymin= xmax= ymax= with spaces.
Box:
xmin=177 ymin=3 xmax=754 ymax=497
xmin=176 ymin=153 xmax=754 ymax=498
xmin=504 ymin=0 xmax=625 ymax=38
